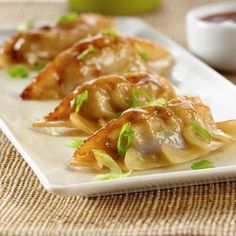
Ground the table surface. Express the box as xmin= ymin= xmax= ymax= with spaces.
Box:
xmin=0 ymin=1 xmax=236 ymax=236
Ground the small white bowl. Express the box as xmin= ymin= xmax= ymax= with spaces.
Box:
xmin=186 ymin=1 xmax=236 ymax=72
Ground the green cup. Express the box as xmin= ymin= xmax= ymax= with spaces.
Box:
xmin=68 ymin=0 xmax=161 ymax=15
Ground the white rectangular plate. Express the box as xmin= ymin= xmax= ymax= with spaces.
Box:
xmin=1 ymin=17 xmax=236 ymax=197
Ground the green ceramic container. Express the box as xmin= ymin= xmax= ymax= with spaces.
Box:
xmin=68 ymin=0 xmax=161 ymax=15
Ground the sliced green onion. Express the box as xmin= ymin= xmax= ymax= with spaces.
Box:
xmin=65 ymin=138 xmax=84 ymax=148
xmin=117 ymin=123 xmax=134 ymax=157
xmin=135 ymin=44 xmax=149 ymax=63
xmin=93 ymin=172 xmax=130 ymax=181
xmin=33 ymin=64 xmax=44 ymax=72
xmin=102 ymin=27 xmax=119 ymax=37
xmin=145 ymin=98 xmax=168 ymax=106
xmin=77 ymin=45 xmax=98 ymax=61
xmin=111 ymin=112 xmax=122 ymax=120
xmin=57 ymin=12 xmax=77 ymax=24
xmin=7 ymin=64 xmax=29 ymax=79
xmin=93 ymin=150 xmax=122 ymax=174
xmin=191 ymin=120 xmax=212 ymax=142
xmin=130 ymin=89 xmax=151 ymax=107
xmin=127 ymin=67 xmax=136 ymax=73
xmin=17 ymin=20 xmax=33 ymax=32
xmin=73 ymin=90 xmax=88 ymax=113
xmin=138 ymin=51 xmax=148 ymax=63
xmin=191 ymin=160 xmax=215 ymax=170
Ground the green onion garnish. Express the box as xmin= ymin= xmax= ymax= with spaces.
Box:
xmin=7 ymin=64 xmax=29 ymax=79
xmin=77 ymin=45 xmax=98 ymax=61
xmin=111 ymin=112 xmax=122 ymax=120
xmin=145 ymin=98 xmax=168 ymax=106
xmin=102 ymin=27 xmax=119 ymax=37
xmin=93 ymin=172 xmax=130 ymax=181
xmin=138 ymin=51 xmax=148 ymax=63
xmin=117 ymin=123 xmax=134 ymax=157
xmin=33 ymin=65 xmax=44 ymax=72
xmin=127 ymin=67 xmax=136 ymax=73
xmin=130 ymin=89 xmax=151 ymax=107
xmin=73 ymin=90 xmax=88 ymax=113
xmin=17 ymin=20 xmax=33 ymax=32
xmin=191 ymin=160 xmax=215 ymax=170
xmin=57 ymin=13 xmax=77 ymax=24
xmin=93 ymin=150 xmax=122 ymax=174
xmin=191 ymin=120 xmax=212 ymax=141
xmin=65 ymin=138 xmax=84 ymax=148
xmin=135 ymin=44 xmax=149 ymax=63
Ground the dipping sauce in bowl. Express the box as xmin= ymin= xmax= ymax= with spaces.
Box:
xmin=186 ymin=2 xmax=236 ymax=72
xmin=201 ymin=11 xmax=236 ymax=23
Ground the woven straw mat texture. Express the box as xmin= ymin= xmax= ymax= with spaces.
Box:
xmin=0 ymin=0 xmax=236 ymax=235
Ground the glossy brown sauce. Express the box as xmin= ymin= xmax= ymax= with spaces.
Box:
xmin=201 ymin=11 xmax=236 ymax=23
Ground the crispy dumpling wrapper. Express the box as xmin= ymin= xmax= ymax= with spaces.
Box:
xmin=20 ymin=33 xmax=173 ymax=100
xmin=71 ymin=96 xmax=236 ymax=172
xmin=32 ymin=72 xmax=176 ymax=134
xmin=0 ymin=14 xmax=114 ymax=68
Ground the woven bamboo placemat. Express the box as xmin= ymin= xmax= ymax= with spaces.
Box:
xmin=0 ymin=1 xmax=236 ymax=235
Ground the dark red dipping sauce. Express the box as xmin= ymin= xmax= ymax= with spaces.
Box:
xmin=201 ymin=11 xmax=236 ymax=23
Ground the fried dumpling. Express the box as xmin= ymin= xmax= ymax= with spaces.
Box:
xmin=21 ymin=33 xmax=173 ymax=100
xmin=33 ymin=72 xmax=176 ymax=134
xmin=71 ymin=96 xmax=236 ymax=172
xmin=0 ymin=13 xmax=114 ymax=68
